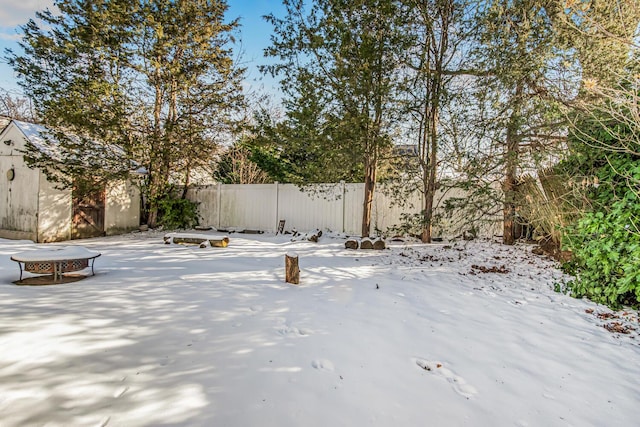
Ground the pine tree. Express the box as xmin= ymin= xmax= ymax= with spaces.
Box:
xmin=474 ymin=0 xmax=569 ymax=244
xmin=263 ymin=0 xmax=412 ymax=237
xmin=8 ymin=0 xmax=245 ymax=227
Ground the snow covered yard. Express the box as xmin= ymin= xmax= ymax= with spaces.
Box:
xmin=0 ymin=233 xmax=638 ymax=427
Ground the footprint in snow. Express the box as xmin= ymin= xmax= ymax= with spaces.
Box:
xmin=278 ymin=326 xmax=311 ymax=337
xmin=113 ymin=385 xmax=129 ymax=398
xmin=415 ymin=358 xmax=478 ymax=399
xmin=508 ymin=300 xmax=527 ymax=307
xmin=311 ymin=359 xmax=335 ymax=372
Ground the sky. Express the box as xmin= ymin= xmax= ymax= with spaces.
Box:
xmin=0 ymin=0 xmax=286 ymax=98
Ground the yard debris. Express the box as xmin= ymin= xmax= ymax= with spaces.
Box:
xmin=345 ymin=237 xmax=386 ymax=250
xmin=164 ymin=233 xmax=229 ymax=248
xmin=585 ymin=309 xmax=638 ymax=337
xmin=290 ymin=229 xmax=323 ymax=242
xmin=469 ymin=264 xmax=510 ymax=274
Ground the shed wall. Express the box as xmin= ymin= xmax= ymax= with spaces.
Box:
xmin=0 ymin=124 xmax=39 ymax=241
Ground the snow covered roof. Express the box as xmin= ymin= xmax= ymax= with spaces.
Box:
xmin=11 ymin=119 xmax=59 ymax=158
xmin=8 ymin=119 xmax=143 ymax=173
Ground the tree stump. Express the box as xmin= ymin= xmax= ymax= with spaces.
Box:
xmin=345 ymin=239 xmax=359 ymax=250
xmin=285 ymin=253 xmax=300 ymax=285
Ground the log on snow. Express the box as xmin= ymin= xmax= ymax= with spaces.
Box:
xmin=345 ymin=239 xmax=359 ymax=250
xmin=308 ymin=229 xmax=323 ymax=243
xmin=373 ymin=238 xmax=386 ymax=250
xmin=360 ymin=239 xmax=374 ymax=250
xmin=164 ymin=234 xmax=230 ymax=248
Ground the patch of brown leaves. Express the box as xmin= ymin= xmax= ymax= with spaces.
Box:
xmin=469 ymin=264 xmax=510 ymax=275
xmin=585 ymin=309 xmax=638 ymax=336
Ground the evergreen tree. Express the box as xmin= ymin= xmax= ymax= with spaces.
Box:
xmin=263 ymin=0 xmax=412 ymax=237
xmin=474 ymin=0 xmax=570 ymax=244
xmin=8 ymin=0 xmax=134 ymax=187
xmin=8 ymin=0 xmax=245 ymax=227
xmin=554 ymin=1 xmax=640 ymax=306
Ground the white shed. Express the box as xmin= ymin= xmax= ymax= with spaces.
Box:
xmin=0 ymin=120 xmax=141 ymax=242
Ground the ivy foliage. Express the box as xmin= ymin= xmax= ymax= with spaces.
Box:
xmin=561 ymin=146 xmax=640 ymax=308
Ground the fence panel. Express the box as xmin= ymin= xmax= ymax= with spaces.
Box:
xmin=187 ymin=185 xmax=220 ymax=228
xmin=219 ymin=184 xmax=277 ymax=230
xmin=342 ymin=183 xmax=364 ymax=235
xmin=277 ymin=183 xmax=344 ymax=232
xmin=372 ymin=184 xmax=422 ymax=234
xmin=187 ymin=182 xmax=501 ymax=238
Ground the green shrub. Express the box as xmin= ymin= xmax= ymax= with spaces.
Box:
xmin=157 ymin=196 xmax=199 ymax=230
xmin=561 ymin=156 xmax=640 ymax=308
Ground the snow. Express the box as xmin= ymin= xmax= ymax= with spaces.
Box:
xmin=0 ymin=232 xmax=638 ymax=426
xmin=9 ymin=245 xmax=100 ymax=262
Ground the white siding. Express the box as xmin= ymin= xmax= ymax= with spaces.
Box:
xmin=1 ymin=121 xmax=142 ymax=242
xmin=0 ymin=124 xmax=39 ymax=241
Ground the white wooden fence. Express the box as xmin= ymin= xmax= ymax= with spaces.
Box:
xmin=186 ymin=182 xmax=502 ymax=238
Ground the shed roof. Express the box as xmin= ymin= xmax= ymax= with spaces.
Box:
xmin=11 ymin=119 xmax=58 ymax=158
xmin=2 ymin=119 xmax=146 ymax=174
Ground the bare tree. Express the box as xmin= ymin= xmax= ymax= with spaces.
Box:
xmin=0 ymin=88 xmax=36 ymax=122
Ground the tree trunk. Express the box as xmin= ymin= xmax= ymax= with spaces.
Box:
xmin=147 ymin=64 xmax=165 ymax=229
xmin=503 ymin=172 xmax=516 ymax=245
xmin=422 ymin=97 xmax=440 ymax=243
xmin=146 ymin=172 xmax=163 ymax=228
xmin=503 ymin=84 xmax=523 ymax=245
xmin=361 ymin=155 xmax=376 ymax=237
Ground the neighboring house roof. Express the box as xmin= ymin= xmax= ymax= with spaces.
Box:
xmin=394 ymin=144 xmax=418 ymax=156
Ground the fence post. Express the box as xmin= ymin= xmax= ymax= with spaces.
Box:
xmin=216 ymin=182 xmax=222 ymax=229
xmin=275 ymin=181 xmax=279 ymax=233
xmin=341 ymin=180 xmax=346 ymax=233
